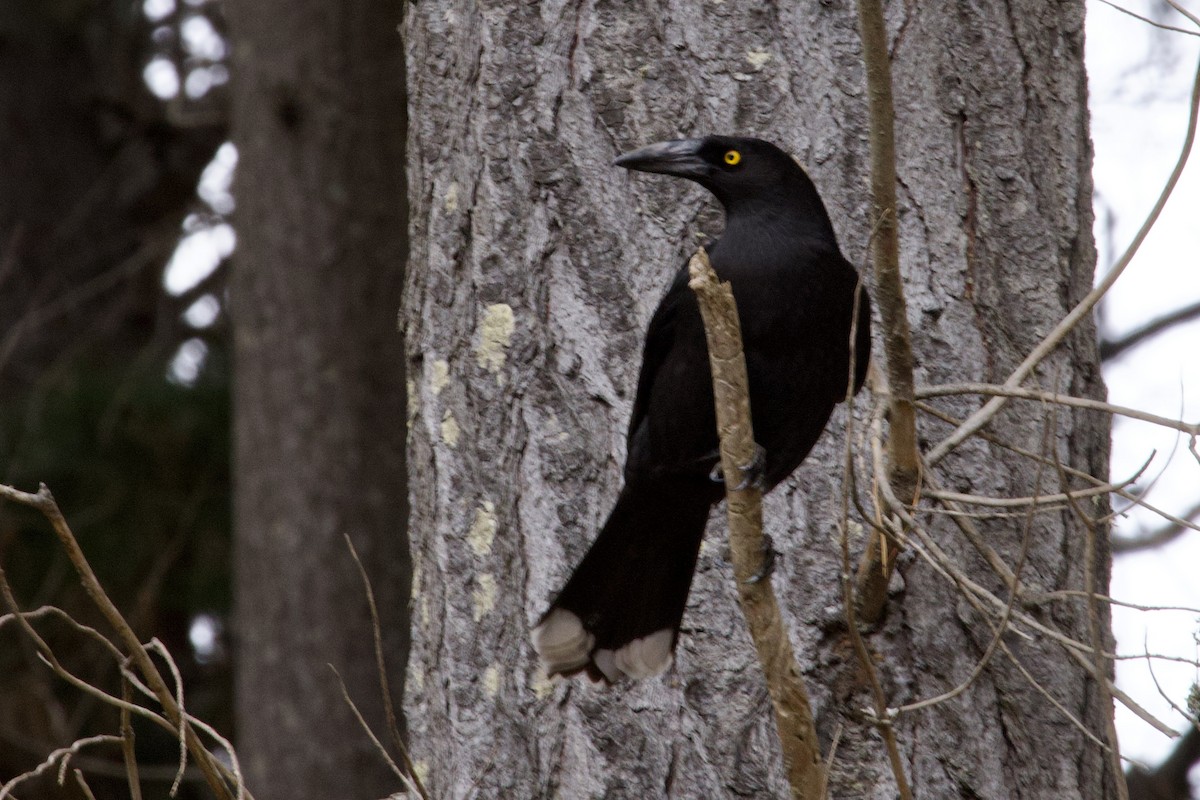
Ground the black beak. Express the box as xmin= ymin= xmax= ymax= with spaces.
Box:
xmin=614 ymin=139 xmax=710 ymax=179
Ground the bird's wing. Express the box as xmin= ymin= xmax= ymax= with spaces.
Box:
xmin=627 ymin=260 xmax=692 ymax=443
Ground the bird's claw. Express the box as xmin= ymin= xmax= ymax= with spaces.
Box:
xmin=708 ymin=443 xmax=768 ymax=491
xmin=743 ymin=534 xmax=777 ymax=584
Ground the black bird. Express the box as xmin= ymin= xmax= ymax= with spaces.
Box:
xmin=532 ymin=135 xmax=870 ymax=683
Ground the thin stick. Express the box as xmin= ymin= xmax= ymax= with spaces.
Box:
xmin=1096 ymin=0 xmax=1200 ymax=36
xmin=688 ymin=249 xmax=824 ymax=799
xmin=0 ymin=735 xmax=122 ymax=800
xmin=121 ymin=673 xmax=144 ymax=800
xmin=343 ymin=534 xmax=429 ymax=799
xmin=855 ymin=0 xmax=921 ymax=626
xmin=329 ymin=665 xmax=424 ymax=797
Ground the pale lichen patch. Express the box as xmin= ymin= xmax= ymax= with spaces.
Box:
xmin=468 ymin=501 xmax=497 ymax=556
xmin=475 ymin=303 xmax=515 ymax=374
xmin=473 ymin=573 xmax=497 ymax=621
xmin=531 ymin=671 xmax=554 ymax=699
xmin=406 ymin=378 xmax=419 ymax=429
xmin=409 ymin=663 xmax=425 ymax=691
xmin=745 ymin=48 xmax=772 ymax=70
xmin=429 ymin=359 xmax=450 ymax=396
xmin=441 ymin=410 xmax=460 ymax=447
xmin=482 ymin=664 xmax=501 ymax=698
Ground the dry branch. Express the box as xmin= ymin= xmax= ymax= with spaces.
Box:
xmin=854 ymin=0 xmax=920 ymax=625
xmin=687 ymin=248 xmax=824 ymax=800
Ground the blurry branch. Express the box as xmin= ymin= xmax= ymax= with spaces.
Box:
xmin=1164 ymin=0 xmax=1200 ymax=30
xmin=1097 ymin=0 xmax=1200 ymax=36
xmin=1100 ymin=299 xmax=1200 ymax=360
xmin=926 ymin=48 xmax=1200 ymax=466
xmin=854 ymin=0 xmax=920 ymax=626
xmin=1126 ymin=724 xmax=1200 ymax=800
xmin=0 ymin=482 xmax=247 ymax=800
xmin=341 ymin=535 xmax=429 ymax=799
xmin=330 ymin=667 xmax=426 ymax=799
xmin=1112 ymin=498 xmax=1200 ymax=554
xmin=689 ymin=248 xmax=825 ymax=800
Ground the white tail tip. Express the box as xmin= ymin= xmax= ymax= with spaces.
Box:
xmin=532 ymin=609 xmax=594 ymax=676
xmin=595 ymin=628 xmax=674 ymax=682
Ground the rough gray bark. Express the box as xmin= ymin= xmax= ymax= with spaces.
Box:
xmin=403 ymin=2 xmax=1110 ymax=798
xmin=226 ymin=1 xmax=410 ymax=797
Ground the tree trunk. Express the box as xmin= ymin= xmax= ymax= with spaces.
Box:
xmin=403 ymin=2 xmax=1110 ymax=798
xmin=226 ymin=1 xmax=410 ymax=797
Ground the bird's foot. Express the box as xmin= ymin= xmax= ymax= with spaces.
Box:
xmin=718 ymin=534 xmax=777 ymax=584
xmin=708 ymin=443 xmax=768 ymax=491
xmin=744 ymin=534 xmax=777 ymax=584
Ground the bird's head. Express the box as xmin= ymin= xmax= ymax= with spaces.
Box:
xmin=614 ymin=135 xmax=805 ymax=206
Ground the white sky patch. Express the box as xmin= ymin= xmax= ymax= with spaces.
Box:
xmin=143 ymin=56 xmax=180 ymax=99
xmin=185 ymin=67 xmax=214 ymax=99
xmin=169 ymin=337 xmax=208 ymax=386
xmin=181 ymin=14 xmax=226 ymax=61
xmin=143 ymin=0 xmax=175 ymax=22
xmin=163 ymin=224 xmax=235 ymax=295
xmin=188 ymin=612 xmax=221 ymax=663
xmin=184 ymin=294 xmax=221 ymax=328
xmin=200 ymin=142 xmax=238 ymax=216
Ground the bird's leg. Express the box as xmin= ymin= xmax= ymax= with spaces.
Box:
xmin=709 ymin=443 xmax=768 ymax=491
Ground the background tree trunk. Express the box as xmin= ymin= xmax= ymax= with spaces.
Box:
xmin=226 ymin=1 xmax=410 ymax=797
xmin=403 ymin=2 xmax=1110 ymax=798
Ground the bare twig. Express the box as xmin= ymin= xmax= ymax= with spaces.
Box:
xmin=121 ymin=673 xmax=144 ymax=800
xmin=895 ymin=414 xmax=1047 ymax=715
xmin=0 ymin=735 xmax=122 ymax=800
xmin=688 ymin=248 xmax=824 ymax=799
xmin=915 ymin=400 xmax=1200 ymax=541
xmin=1164 ymin=0 xmax=1200 ymax=29
xmin=72 ymin=769 xmax=99 ymax=800
xmin=343 ymin=534 xmax=429 ymax=799
xmin=1096 ymin=0 xmax=1200 ymax=37
xmin=147 ymin=639 xmax=189 ymax=797
xmin=329 ymin=665 xmax=424 ymax=797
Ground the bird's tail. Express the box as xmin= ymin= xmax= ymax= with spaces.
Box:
xmin=532 ymin=477 xmax=715 ymax=683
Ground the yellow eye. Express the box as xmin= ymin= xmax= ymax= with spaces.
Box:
xmin=724 ymin=150 xmax=741 ymax=166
